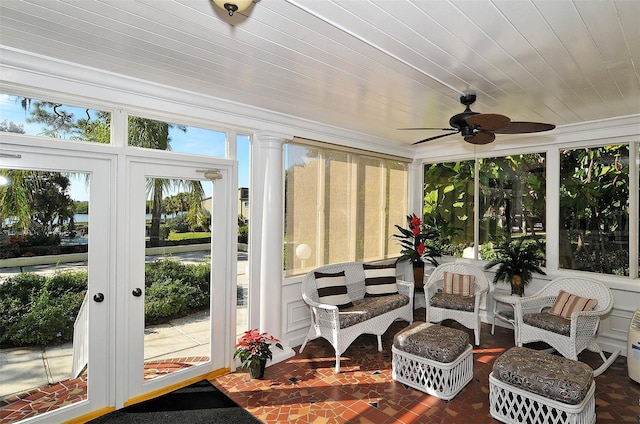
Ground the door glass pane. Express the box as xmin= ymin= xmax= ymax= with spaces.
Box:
xmin=236 ymin=134 xmax=250 ymax=339
xmin=0 ymin=169 xmax=90 ymax=420
xmin=142 ymin=177 xmax=212 ymax=381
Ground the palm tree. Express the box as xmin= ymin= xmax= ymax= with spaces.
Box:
xmin=128 ymin=116 xmax=205 ymax=245
xmin=0 ymin=169 xmax=35 ymax=234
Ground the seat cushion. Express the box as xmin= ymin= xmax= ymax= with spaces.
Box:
xmin=393 ymin=321 xmax=470 ymax=363
xmin=523 ymin=312 xmax=571 ymax=336
xmin=338 ymin=293 xmax=409 ymax=329
xmin=430 ymin=292 xmax=475 ymax=312
xmin=492 ymin=346 xmax=593 ymax=405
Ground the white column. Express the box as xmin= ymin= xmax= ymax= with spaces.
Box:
xmin=255 ymin=131 xmax=294 ymax=364
xmin=408 ymin=160 xmax=422 ymax=215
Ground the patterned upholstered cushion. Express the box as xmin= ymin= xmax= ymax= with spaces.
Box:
xmin=549 ymin=290 xmax=598 ymax=319
xmin=523 ymin=312 xmax=571 ymax=335
xmin=443 ymin=271 xmax=475 ymax=296
xmin=393 ymin=321 xmax=470 ymax=363
xmin=430 ymin=292 xmax=475 ymax=312
xmin=492 ymin=346 xmax=593 ymax=405
xmin=363 ymin=263 xmax=398 ymax=297
xmin=338 ymin=293 xmax=409 ymax=329
xmin=315 ymin=271 xmax=353 ymax=308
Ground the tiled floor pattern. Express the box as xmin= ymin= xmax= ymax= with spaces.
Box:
xmin=213 ymin=316 xmax=640 ymax=424
xmin=0 ymin=359 xmax=205 ymax=423
xmin=1 ymin=316 xmax=638 ymax=424
xmin=0 ymin=375 xmax=87 ymax=424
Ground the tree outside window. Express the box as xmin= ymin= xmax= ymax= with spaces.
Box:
xmin=559 ymin=145 xmax=629 ymax=275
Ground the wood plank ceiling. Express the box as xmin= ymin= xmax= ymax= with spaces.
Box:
xmin=0 ymin=0 xmax=638 ymax=147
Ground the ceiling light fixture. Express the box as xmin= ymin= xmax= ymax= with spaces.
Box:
xmin=212 ymin=0 xmax=253 ymax=16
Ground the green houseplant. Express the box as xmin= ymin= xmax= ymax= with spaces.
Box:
xmin=483 ymin=237 xmax=546 ymax=296
xmin=233 ymin=329 xmax=283 ymax=379
xmin=393 ymin=213 xmax=441 ymax=289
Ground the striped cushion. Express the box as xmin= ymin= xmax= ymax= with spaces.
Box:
xmin=363 ymin=263 xmax=398 ymax=297
xmin=315 ymin=271 xmax=353 ymax=308
xmin=443 ymin=271 xmax=475 ymax=297
xmin=549 ymin=290 xmax=598 ymax=319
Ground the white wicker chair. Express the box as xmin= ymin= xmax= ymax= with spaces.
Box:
xmin=300 ymin=262 xmax=414 ymax=373
xmin=424 ymin=262 xmax=490 ymax=345
xmin=514 ymin=276 xmax=620 ymax=376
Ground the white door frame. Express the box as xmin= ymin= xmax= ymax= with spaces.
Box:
xmin=0 ymin=141 xmax=113 ymax=423
xmin=121 ymin=154 xmax=235 ymax=405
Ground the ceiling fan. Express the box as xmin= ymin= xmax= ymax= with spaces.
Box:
xmin=401 ymin=94 xmax=555 ymax=145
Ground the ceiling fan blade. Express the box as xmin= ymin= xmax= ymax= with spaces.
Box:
xmin=492 ymin=121 xmax=556 ymax=134
xmin=413 ymin=131 xmax=460 ymax=145
xmin=464 ymin=131 xmax=495 ymax=145
xmin=466 ymin=113 xmax=511 ymax=131
xmin=398 ymin=127 xmax=456 ymax=131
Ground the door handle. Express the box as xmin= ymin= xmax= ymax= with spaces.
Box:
xmin=93 ymin=293 xmax=104 ymax=303
xmin=132 ymin=288 xmax=142 ymax=297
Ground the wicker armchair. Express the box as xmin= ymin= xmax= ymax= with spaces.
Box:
xmin=513 ymin=276 xmax=620 ymax=376
xmin=424 ymin=262 xmax=490 ymax=345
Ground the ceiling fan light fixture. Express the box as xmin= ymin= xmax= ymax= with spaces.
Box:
xmin=212 ymin=0 xmax=252 ymax=16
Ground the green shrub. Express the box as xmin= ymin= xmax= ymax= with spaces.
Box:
xmin=159 ymin=224 xmax=171 ymax=240
xmin=166 ymin=215 xmax=190 ymax=233
xmin=145 ymin=278 xmax=208 ymax=325
xmin=0 ymin=272 xmax=46 ymax=303
xmin=1 ymin=260 xmax=211 ymax=347
xmin=46 ymin=271 xmax=88 ymax=297
xmin=238 ymin=224 xmax=248 ymax=244
xmin=8 ymin=289 xmax=84 ymax=346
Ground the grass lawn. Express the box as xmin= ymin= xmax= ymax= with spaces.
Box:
xmin=167 ymin=232 xmax=211 ymax=241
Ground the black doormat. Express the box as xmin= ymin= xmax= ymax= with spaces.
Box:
xmin=88 ymin=380 xmax=261 ymax=423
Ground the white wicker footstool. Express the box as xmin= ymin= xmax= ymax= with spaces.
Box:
xmin=489 ymin=346 xmax=596 ymax=424
xmin=392 ymin=321 xmax=473 ymax=400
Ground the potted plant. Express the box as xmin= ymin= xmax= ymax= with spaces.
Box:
xmin=393 ymin=213 xmax=440 ymax=290
xmin=483 ymin=237 xmax=546 ymax=296
xmin=233 ymin=329 xmax=283 ymax=379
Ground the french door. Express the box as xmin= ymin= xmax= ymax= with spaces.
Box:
xmin=0 ymin=144 xmax=112 ymax=423
xmin=122 ymin=156 xmax=234 ymax=406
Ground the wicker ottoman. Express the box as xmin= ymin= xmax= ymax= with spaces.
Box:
xmin=392 ymin=321 xmax=473 ymax=400
xmin=489 ymin=346 xmax=596 ymax=424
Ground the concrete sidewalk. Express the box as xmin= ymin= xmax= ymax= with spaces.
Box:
xmin=0 ymin=310 xmax=215 ymax=400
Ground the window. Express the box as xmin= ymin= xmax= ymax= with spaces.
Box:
xmin=559 ymin=145 xmax=629 ymax=275
xmin=284 ymin=142 xmax=408 ymax=276
xmin=0 ymin=94 xmax=111 ymax=142
xmin=478 ymin=154 xmax=546 ymax=261
xmin=422 ymin=145 xmax=640 ymax=278
xmin=127 ymin=115 xmax=226 ymax=157
xmin=423 ymin=160 xmax=475 ymax=256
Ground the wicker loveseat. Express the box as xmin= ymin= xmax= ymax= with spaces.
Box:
xmin=300 ymin=261 xmax=414 ymax=373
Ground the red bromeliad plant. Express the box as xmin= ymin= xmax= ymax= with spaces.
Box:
xmin=233 ymin=329 xmax=283 ymax=370
xmin=393 ymin=213 xmax=440 ymax=267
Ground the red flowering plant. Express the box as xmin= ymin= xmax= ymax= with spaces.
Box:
xmin=233 ymin=329 xmax=284 ymax=370
xmin=393 ymin=213 xmax=440 ymax=267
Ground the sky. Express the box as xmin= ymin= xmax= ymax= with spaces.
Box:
xmin=0 ymin=94 xmax=250 ymax=201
